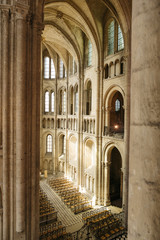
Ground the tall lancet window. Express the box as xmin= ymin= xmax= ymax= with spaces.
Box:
xmin=118 ymin=25 xmax=124 ymax=51
xmin=51 ymin=59 xmax=56 ymax=79
xmin=44 ymin=56 xmax=50 ymax=79
xmin=88 ymin=40 xmax=92 ymax=66
xmin=51 ymin=92 xmax=55 ymax=113
xmin=47 ymin=135 xmax=52 ymax=153
xmin=108 ymin=20 xmax=115 ymax=55
xmin=45 ymin=91 xmax=49 ymax=112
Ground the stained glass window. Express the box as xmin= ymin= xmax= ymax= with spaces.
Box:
xmin=45 ymin=91 xmax=49 ymax=112
xmin=115 ymin=99 xmax=120 ymax=111
xmin=118 ymin=25 xmax=124 ymax=51
xmin=47 ymin=135 xmax=52 ymax=152
xmin=108 ymin=20 xmax=114 ymax=55
xmin=44 ymin=57 xmax=49 ymax=78
xmin=88 ymin=40 xmax=92 ymax=66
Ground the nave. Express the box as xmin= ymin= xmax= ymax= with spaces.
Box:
xmin=39 ymin=175 xmax=128 ymax=240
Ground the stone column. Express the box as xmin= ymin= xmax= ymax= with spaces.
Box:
xmin=123 ymin=50 xmax=130 ymax=227
xmin=104 ymin=161 xmax=111 ymax=206
xmin=54 ymin=54 xmax=58 ymax=173
xmin=15 ymin=9 xmax=27 ymax=233
xmin=128 ymin=1 xmax=160 ymax=239
xmin=2 ymin=9 xmax=10 ymax=240
xmin=65 ymin=54 xmax=69 ymax=176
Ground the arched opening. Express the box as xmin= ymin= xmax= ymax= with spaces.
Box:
xmin=109 ymin=91 xmax=124 ymax=135
xmin=69 ymin=135 xmax=77 ymax=180
xmin=84 ymin=139 xmax=94 ymax=169
xmin=69 ymin=86 xmax=73 ymax=115
xmin=74 ymin=85 xmax=78 ymax=114
xmin=104 ymin=64 xmax=109 ymax=79
xmin=110 ymin=147 xmax=122 ymax=207
xmin=85 ymin=80 xmax=92 ymax=115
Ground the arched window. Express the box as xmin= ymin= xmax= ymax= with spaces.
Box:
xmin=44 ymin=55 xmax=56 ymax=79
xmin=106 ymin=20 xmax=124 ymax=56
xmin=72 ymin=59 xmax=75 ymax=74
xmin=108 ymin=20 xmax=115 ymax=55
xmin=62 ymin=135 xmax=66 ymax=154
xmin=70 ymin=87 xmax=73 ymax=115
xmin=88 ymin=40 xmax=92 ymax=66
xmin=47 ymin=134 xmax=52 ymax=153
xmin=51 ymin=59 xmax=56 ymax=79
xmin=75 ymin=86 xmax=78 ymax=113
xmin=59 ymin=59 xmax=64 ymax=78
xmin=45 ymin=91 xmax=49 ymax=112
xmin=118 ymin=25 xmax=124 ymax=51
xmin=51 ymin=92 xmax=55 ymax=113
xmin=105 ymin=64 xmax=109 ymax=79
xmin=63 ymin=91 xmax=66 ymax=113
xmin=44 ymin=56 xmax=50 ymax=79
xmin=85 ymin=81 xmax=92 ymax=115
xmin=115 ymin=99 xmax=120 ymax=111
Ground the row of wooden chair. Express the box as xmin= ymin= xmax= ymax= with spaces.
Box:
xmin=82 ymin=207 xmax=126 ymax=240
xmin=82 ymin=207 xmax=110 ymax=224
xmin=48 ymin=177 xmax=92 ymax=214
xmin=39 ymin=189 xmax=57 ymax=226
xmin=40 ymin=221 xmax=70 ymax=240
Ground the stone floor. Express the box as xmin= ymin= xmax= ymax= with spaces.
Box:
xmin=40 ymin=175 xmax=127 ymax=239
xmin=40 ymin=179 xmax=84 ymax=233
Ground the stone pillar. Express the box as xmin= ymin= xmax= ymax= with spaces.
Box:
xmin=2 ymin=9 xmax=10 ymax=240
xmin=128 ymin=1 xmax=160 ymax=239
xmin=15 ymin=10 xmax=27 ymax=233
xmin=104 ymin=162 xmax=111 ymax=206
xmin=65 ymin=54 xmax=69 ymax=176
xmin=123 ymin=42 xmax=131 ymax=227
xmin=54 ymin=54 xmax=58 ymax=174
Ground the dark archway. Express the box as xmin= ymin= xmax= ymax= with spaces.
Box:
xmin=110 ymin=147 xmax=122 ymax=207
xmin=110 ymin=91 xmax=124 ymax=135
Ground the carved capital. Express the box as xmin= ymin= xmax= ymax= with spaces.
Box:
xmin=95 ymin=66 xmax=102 ymax=73
xmin=1 ymin=9 xmax=9 ymax=18
xmin=15 ymin=6 xmax=29 ymax=20
xmin=105 ymin=106 xmax=112 ymax=112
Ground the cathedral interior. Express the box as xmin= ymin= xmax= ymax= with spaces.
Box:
xmin=0 ymin=0 xmax=160 ymax=240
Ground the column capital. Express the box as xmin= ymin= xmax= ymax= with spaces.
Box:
xmin=107 ymin=161 xmax=111 ymax=167
xmin=105 ymin=106 xmax=112 ymax=112
xmin=95 ymin=66 xmax=103 ymax=73
xmin=102 ymin=161 xmax=111 ymax=168
xmin=1 ymin=9 xmax=9 ymax=17
xmin=15 ymin=6 xmax=29 ymax=20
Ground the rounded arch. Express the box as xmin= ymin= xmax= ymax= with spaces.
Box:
xmin=103 ymin=142 xmax=123 ymax=164
xmin=104 ymin=87 xmax=125 ymax=136
xmin=68 ymin=134 xmax=78 ymax=167
xmin=58 ymin=133 xmax=66 ymax=156
xmin=104 ymin=85 xmax=125 ymax=108
xmin=69 ymin=85 xmax=74 ymax=115
xmin=103 ymin=144 xmax=123 ymax=207
xmin=84 ymin=79 xmax=92 ymax=115
xmin=84 ymin=138 xmax=95 ymax=169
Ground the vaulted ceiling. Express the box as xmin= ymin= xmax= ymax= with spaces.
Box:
xmin=42 ymin=0 xmax=131 ymax=67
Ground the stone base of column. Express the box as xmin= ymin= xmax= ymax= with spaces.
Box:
xmin=95 ymin=197 xmax=99 ymax=205
xmin=104 ymin=199 xmax=111 ymax=206
xmin=100 ymin=198 xmax=104 ymax=206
